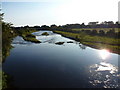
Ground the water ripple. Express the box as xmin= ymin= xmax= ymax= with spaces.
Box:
xmin=89 ymin=62 xmax=120 ymax=88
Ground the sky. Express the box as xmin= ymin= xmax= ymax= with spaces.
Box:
xmin=1 ymin=0 xmax=120 ymax=26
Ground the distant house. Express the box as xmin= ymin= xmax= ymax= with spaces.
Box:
xmin=102 ymin=21 xmax=114 ymax=25
xmin=88 ymin=22 xmax=99 ymax=25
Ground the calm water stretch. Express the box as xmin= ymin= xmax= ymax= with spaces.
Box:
xmin=3 ymin=31 xmax=120 ymax=88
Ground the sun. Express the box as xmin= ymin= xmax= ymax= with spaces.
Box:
xmin=99 ymin=49 xmax=110 ymax=60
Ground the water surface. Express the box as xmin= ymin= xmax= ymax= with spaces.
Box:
xmin=3 ymin=31 xmax=120 ymax=88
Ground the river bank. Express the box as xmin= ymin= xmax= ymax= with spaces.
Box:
xmin=53 ymin=31 xmax=120 ymax=54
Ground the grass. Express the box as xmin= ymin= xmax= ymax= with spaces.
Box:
xmin=22 ymin=34 xmax=41 ymax=43
xmin=80 ymin=35 xmax=120 ymax=45
xmin=18 ymin=29 xmax=41 ymax=43
xmin=72 ymin=28 xmax=119 ymax=33
xmin=41 ymin=32 xmax=49 ymax=36
xmin=53 ymin=31 xmax=78 ymax=38
xmin=55 ymin=31 xmax=120 ymax=45
xmin=82 ymin=42 xmax=120 ymax=54
xmin=54 ymin=30 xmax=120 ymax=54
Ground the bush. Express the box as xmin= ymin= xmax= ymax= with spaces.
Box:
xmin=55 ymin=42 xmax=64 ymax=45
xmin=41 ymin=32 xmax=49 ymax=36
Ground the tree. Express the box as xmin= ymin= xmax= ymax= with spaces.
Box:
xmin=50 ymin=24 xmax=57 ymax=30
xmin=90 ymin=30 xmax=97 ymax=35
xmin=50 ymin=24 xmax=57 ymax=28
xmin=40 ymin=25 xmax=50 ymax=30
xmin=0 ymin=13 xmax=4 ymax=23
xmin=81 ymin=23 xmax=85 ymax=28
xmin=99 ymin=30 xmax=105 ymax=36
xmin=106 ymin=29 xmax=116 ymax=37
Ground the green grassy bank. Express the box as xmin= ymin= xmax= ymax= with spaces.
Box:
xmin=17 ymin=29 xmax=41 ymax=43
xmin=54 ymin=31 xmax=120 ymax=54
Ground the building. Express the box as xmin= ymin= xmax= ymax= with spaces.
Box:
xmin=88 ymin=22 xmax=99 ymax=25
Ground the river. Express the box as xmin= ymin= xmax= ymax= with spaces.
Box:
xmin=2 ymin=31 xmax=120 ymax=88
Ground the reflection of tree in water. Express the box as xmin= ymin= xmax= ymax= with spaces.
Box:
xmin=88 ymin=62 xmax=120 ymax=88
xmin=1 ymin=13 xmax=18 ymax=89
xmin=79 ymin=44 xmax=86 ymax=50
xmin=2 ymin=72 xmax=16 ymax=89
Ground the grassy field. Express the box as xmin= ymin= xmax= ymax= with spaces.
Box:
xmin=54 ymin=30 xmax=120 ymax=54
xmin=72 ymin=28 xmax=119 ymax=33
xmin=54 ymin=31 xmax=120 ymax=44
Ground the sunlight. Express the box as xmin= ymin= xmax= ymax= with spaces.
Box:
xmin=96 ymin=62 xmax=118 ymax=74
xmin=56 ymin=0 xmax=85 ymax=24
xmin=89 ymin=62 xmax=119 ymax=88
xmin=99 ymin=49 xmax=110 ymax=60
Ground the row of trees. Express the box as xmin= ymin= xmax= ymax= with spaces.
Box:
xmin=14 ymin=22 xmax=120 ymax=39
xmin=15 ymin=21 xmax=120 ymax=30
xmin=72 ymin=29 xmax=120 ymax=38
xmin=52 ymin=28 xmax=120 ymax=38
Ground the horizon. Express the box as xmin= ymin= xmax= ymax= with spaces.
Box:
xmin=13 ymin=21 xmax=118 ymax=27
xmin=2 ymin=0 xmax=119 ymax=27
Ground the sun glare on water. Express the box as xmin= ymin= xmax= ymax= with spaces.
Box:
xmin=99 ymin=49 xmax=110 ymax=60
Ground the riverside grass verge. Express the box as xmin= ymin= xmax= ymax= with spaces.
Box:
xmin=18 ymin=29 xmax=41 ymax=43
xmin=21 ymin=34 xmax=41 ymax=43
xmin=54 ymin=31 xmax=120 ymax=54
xmin=72 ymin=28 xmax=119 ymax=33
xmin=41 ymin=32 xmax=49 ymax=36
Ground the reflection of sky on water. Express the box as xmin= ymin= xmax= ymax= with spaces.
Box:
xmin=33 ymin=31 xmax=74 ymax=43
xmin=12 ymin=36 xmax=32 ymax=45
xmin=89 ymin=49 xmax=120 ymax=88
xmin=12 ymin=31 xmax=75 ymax=46
xmin=8 ymin=31 xmax=119 ymax=88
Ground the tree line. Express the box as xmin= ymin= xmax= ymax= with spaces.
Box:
xmin=14 ymin=21 xmax=120 ymax=39
xmin=15 ymin=21 xmax=120 ymax=30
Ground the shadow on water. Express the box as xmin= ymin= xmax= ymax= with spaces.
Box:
xmin=2 ymin=72 xmax=17 ymax=89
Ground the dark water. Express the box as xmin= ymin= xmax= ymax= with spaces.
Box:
xmin=3 ymin=31 xmax=120 ymax=88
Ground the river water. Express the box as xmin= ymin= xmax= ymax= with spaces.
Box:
xmin=2 ymin=31 xmax=120 ymax=88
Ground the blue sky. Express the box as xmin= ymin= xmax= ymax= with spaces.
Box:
xmin=2 ymin=0 xmax=119 ymax=26
xmin=3 ymin=2 xmax=62 ymax=26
